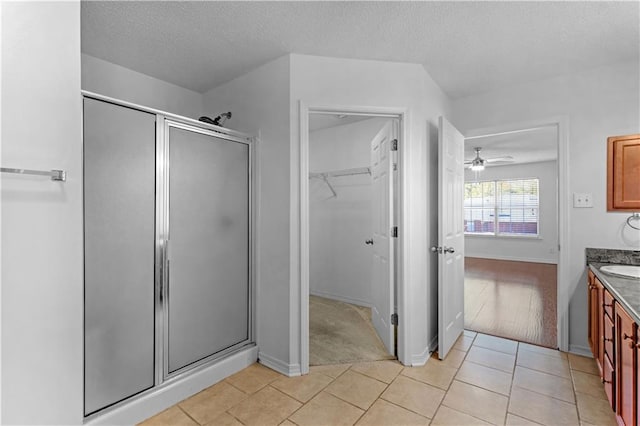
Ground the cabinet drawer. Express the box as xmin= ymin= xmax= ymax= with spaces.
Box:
xmin=604 ymin=313 xmax=615 ymax=360
xmin=603 ymin=288 xmax=615 ymax=320
xmin=603 ymin=353 xmax=615 ymax=410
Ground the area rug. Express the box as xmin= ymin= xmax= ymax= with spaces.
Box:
xmin=309 ymin=295 xmax=395 ymax=365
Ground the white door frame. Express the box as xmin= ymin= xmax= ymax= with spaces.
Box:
xmin=464 ymin=115 xmax=569 ymax=351
xmin=299 ymin=102 xmax=409 ymax=374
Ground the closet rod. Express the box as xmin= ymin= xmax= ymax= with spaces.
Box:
xmin=1 ymin=167 xmax=66 ymax=182
xmin=309 ymin=166 xmax=370 ymax=179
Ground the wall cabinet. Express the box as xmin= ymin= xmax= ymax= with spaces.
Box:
xmin=607 ymin=133 xmax=640 ymax=211
xmin=588 ymin=269 xmax=639 ymax=425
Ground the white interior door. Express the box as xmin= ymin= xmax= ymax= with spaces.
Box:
xmin=437 ymin=116 xmax=465 ymax=359
xmin=371 ymin=121 xmax=395 ymax=355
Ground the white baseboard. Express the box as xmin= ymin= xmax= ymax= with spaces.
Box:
xmin=410 ymin=345 xmax=431 ymax=366
xmin=258 ymin=351 xmax=301 ymax=377
xmin=568 ymin=344 xmax=593 ymax=358
xmin=309 ymin=289 xmax=371 ymax=308
xmin=87 ymin=345 xmax=258 ymax=425
xmin=465 ymin=253 xmax=558 ymax=265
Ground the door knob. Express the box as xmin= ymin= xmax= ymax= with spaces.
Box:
xmin=365 ymin=239 xmax=374 ymax=245
xmin=444 ymin=247 xmax=455 ymax=254
xmin=431 ymin=246 xmax=442 ymax=254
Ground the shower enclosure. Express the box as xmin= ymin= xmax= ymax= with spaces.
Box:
xmin=83 ymin=95 xmax=255 ymax=417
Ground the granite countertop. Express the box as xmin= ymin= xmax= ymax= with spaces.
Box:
xmin=589 ymin=263 xmax=640 ymax=324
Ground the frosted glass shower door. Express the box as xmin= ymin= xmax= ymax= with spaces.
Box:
xmin=84 ymin=98 xmax=156 ymax=415
xmin=167 ymin=124 xmax=250 ymax=374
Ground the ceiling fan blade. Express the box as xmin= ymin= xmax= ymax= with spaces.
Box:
xmin=485 ymin=156 xmax=514 ymax=163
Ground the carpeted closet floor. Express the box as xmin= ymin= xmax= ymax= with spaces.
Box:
xmin=309 ymin=295 xmax=395 ymax=365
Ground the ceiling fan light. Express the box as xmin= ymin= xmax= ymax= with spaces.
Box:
xmin=470 ymin=156 xmax=485 ymax=171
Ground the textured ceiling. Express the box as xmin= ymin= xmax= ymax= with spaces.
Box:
xmin=465 ymin=125 xmax=558 ymax=166
xmin=81 ymin=1 xmax=640 ymax=98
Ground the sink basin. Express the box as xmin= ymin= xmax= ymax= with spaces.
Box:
xmin=600 ymin=265 xmax=640 ymax=279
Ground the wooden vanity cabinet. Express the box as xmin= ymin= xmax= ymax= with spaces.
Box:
xmin=607 ymin=133 xmax=640 ymax=211
xmin=615 ymin=302 xmax=637 ymax=426
xmin=588 ymin=270 xmax=640 ymax=424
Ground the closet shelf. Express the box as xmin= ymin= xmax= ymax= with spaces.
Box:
xmin=309 ymin=166 xmax=370 ymax=179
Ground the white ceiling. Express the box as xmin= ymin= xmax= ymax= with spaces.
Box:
xmin=465 ymin=125 xmax=558 ymax=166
xmin=81 ymin=1 xmax=640 ymax=98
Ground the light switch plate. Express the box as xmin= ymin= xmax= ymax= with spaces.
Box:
xmin=573 ymin=193 xmax=593 ymax=208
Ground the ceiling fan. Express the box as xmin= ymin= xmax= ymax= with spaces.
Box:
xmin=464 ymin=147 xmax=514 ymax=171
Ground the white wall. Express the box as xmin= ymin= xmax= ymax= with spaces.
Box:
xmin=309 ymin=118 xmax=389 ymax=306
xmin=465 ymin=161 xmax=558 ymax=264
xmin=291 ymin=54 xmax=452 ymax=366
xmin=1 ymin=2 xmax=83 ymax=424
xmin=452 ymin=60 xmax=640 ymax=353
xmin=82 ymin=54 xmax=203 ymax=118
xmin=202 ymin=56 xmax=293 ymax=374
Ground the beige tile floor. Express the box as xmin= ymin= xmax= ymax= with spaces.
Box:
xmin=140 ymin=331 xmax=617 ymax=426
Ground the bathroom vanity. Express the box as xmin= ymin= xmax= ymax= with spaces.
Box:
xmin=587 ymin=249 xmax=640 ymax=426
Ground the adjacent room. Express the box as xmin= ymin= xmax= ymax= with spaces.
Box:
xmin=462 ymin=126 xmax=559 ymax=348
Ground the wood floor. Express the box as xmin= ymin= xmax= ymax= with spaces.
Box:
xmin=464 ymin=257 xmax=557 ymax=348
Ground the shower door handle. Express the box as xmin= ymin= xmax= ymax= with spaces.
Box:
xmin=365 ymin=239 xmax=374 ymax=245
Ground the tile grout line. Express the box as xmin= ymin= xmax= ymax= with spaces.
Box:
xmin=504 ymin=341 xmax=518 ymax=424
xmin=177 ymin=404 xmax=203 ymax=426
xmin=285 ymin=364 xmax=393 ymax=424
xmin=423 ymin=332 xmax=476 ymax=423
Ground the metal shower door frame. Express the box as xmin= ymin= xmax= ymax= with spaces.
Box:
xmin=157 ymin=117 xmax=256 ymax=382
xmin=81 ymin=91 xmax=257 ymax=420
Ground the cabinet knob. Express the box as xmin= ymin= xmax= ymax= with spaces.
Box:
xmin=601 ymin=377 xmax=611 ymax=384
xmin=603 ymin=336 xmax=613 ymax=343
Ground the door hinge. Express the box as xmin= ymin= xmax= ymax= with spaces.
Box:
xmin=391 ymin=139 xmax=398 ymax=151
xmin=393 ymin=163 xmax=397 ymax=171
xmin=391 ymin=313 xmax=398 ymax=326
xmin=391 ymin=226 xmax=398 ymax=238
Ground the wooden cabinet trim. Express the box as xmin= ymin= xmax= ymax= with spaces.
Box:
xmin=615 ymin=302 xmax=637 ymax=426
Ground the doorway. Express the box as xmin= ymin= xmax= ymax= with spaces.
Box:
xmin=463 ymin=124 xmax=561 ymax=348
xmin=300 ymin=106 xmax=406 ymax=373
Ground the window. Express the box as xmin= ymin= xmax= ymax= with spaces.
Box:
xmin=464 ymin=178 xmax=539 ymax=237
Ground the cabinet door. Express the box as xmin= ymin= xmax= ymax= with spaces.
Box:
xmin=615 ymin=303 xmax=636 ymax=426
xmin=607 ymin=133 xmax=640 ymax=210
xmin=84 ymin=98 xmax=156 ymax=415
